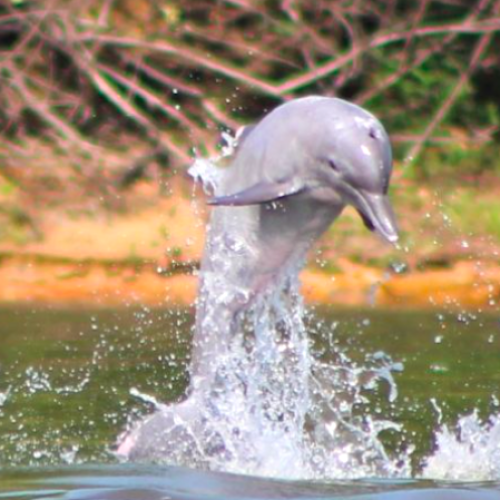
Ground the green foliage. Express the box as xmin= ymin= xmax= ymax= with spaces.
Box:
xmin=445 ymin=190 xmax=500 ymax=241
xmin=0 ymin=177 xmax=16 ymax=197
xmin=411 ymin=141 xmax=500 ymax=181
xmin=1 ymin=0 xmax=500 ymax=182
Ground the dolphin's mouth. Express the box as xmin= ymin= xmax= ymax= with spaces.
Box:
xmin=355 ymin=191 xmax=399 ymax=244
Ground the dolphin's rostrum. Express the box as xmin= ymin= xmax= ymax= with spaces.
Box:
xmin=117 ymin=96 xmax=399 ymax=472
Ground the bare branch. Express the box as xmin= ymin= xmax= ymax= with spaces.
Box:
xmin=77 ymin=34 xmax=281 ymax=96
xmin=78 ymin=19 xmax=500 ymax=97
xmin=202 ymin=100 xmax=241 ymax=130
xmin=405 ymin=31 xmax=493 ymax=162
xmin=76 ymin=57 xmax=156 ymax=134
xmin=3 ymin=0 xmax=500 ymax=178
xmin=8 ymin=65 xmax=91 ymax=150
xmin=275 ymin=19 xmax=500 ymax=95
xmin=122 ymin=57 xmax=203 ymax=97
xmin=97 ymin=63 xmax=206 ymax=138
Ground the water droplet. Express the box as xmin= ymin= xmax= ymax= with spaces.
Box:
xmin=429 ymin=364 xmax=448 ymax=373
xmin=391 ymin=262 xmax=407 ymax=274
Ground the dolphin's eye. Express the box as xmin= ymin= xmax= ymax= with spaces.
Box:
xmin=328 ymin=160 xmax=340 ymax=173
xmin=369 ymin=128 xmax=378 ymax=140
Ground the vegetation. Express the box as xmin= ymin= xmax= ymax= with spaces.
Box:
xmin=2 ymin=0 xmax=500 ymax=293
xmin=1 ymin=0 xmax=500 ymax=183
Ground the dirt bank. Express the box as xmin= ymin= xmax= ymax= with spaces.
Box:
xmin=1 ymin=254 xmax=499 ymax=309
xmin=1 ymin=178 xmax=500 ymax=310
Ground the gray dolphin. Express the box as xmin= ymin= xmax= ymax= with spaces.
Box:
xmin=210 ymin=96 xmax=397 ymax=241
xmin=117 ymin=96 xmax=399 ymax=469
xmin=190 ymin=96 xmax=398 ymax=389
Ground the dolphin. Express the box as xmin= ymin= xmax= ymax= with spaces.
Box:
xmin=117 ymin=96 xmax=399 ymax=468
xmin=190 ymin=96 xmax=398 ymax=389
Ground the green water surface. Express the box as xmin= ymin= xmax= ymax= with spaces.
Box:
xmin=0 ymin=306 xmax=499 ymax=470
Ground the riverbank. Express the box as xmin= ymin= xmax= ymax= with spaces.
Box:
xmin=1 ymin=253 xmax=499 ymax=310
xmin=1 ymin=174 xmax=500 ymax=310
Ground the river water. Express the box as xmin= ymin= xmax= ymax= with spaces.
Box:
xmin=0 ymin=306 xmax=500 ymax=498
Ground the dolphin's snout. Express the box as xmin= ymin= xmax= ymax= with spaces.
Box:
xmin=355 ymin=191 xmax=399 ymax=244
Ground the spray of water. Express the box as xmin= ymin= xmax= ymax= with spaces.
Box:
xmin=117 ymin=140 xmax=411 ymax=479
xmin=0 ymin=387 xmax=10 ymax=407
xmin=117 ymin=138 xmax=500 ymax=482
xmin=422 ymin=411 xmax=500 ymax=481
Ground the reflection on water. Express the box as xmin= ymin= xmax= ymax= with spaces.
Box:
xmin=0 ymin=465 xmax=500 ymax=500
xmin=0 ymin=306 xmax=500 ymax=497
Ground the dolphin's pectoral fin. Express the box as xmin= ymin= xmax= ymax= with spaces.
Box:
xmin=208 ymin=179 xmax=303 ymax=206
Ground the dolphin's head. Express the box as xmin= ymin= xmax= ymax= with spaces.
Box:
xmin=208 ymin=97 xmax=398 ymax=243
xmin=311 ymin=105 xmax=398 ymax=244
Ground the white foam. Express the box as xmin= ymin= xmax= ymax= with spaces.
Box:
xmin=121 ymin=146 xmax=412 ymax=478
xmin=422 ymin=411 xmax=500 ymax=481
xmin=0 ymin=386 xmax=10 ymax=407
xmin=123 ymin=140 xmax=500 ymax=483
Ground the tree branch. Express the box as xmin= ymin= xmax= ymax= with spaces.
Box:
xmin=405 ymin=31 xmax=493 ymax=162
xmin=78 ymin=19 xmax=500 ymax=97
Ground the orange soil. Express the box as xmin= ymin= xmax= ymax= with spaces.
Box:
xmin=1 ymin=255 xmax=499 ymax=310
xmin=1 ymin=180 xmax=499 ymax=310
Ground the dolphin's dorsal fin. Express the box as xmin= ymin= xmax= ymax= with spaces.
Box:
xmin=208 ymin=179 xmax=303 ymax=206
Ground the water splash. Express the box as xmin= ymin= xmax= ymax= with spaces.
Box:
xmin=422 ymin=411 xmax=500 ymax=481
xmin=0 ymin=386 xmax=10 ymax=407
xmin=119 ymin=146 xmax=411 ymax=480
xmin=119 ymin=140 xmax=500 ymax=483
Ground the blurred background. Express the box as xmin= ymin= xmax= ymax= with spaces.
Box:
xmin=1 ymin=0 xmax=500 ymax=309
